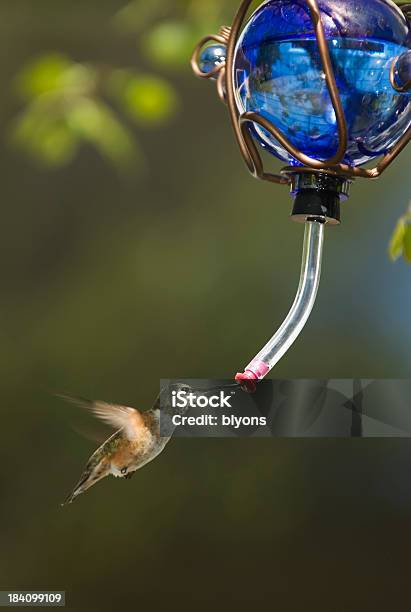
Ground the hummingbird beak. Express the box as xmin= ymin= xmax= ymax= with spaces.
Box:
xmin=192 ymin=381 xmax=259 ymax=395
xmin=190 ymin=382 xmax=242 ymax=394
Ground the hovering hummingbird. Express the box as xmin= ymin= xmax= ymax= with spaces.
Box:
xmin=59 ymin=382 xmax=239 ymax=505
xmin=59 ymin=382 xmax=192 ymax=505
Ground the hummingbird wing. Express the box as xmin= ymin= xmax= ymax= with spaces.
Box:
xmin=57 ymin=394 xmax=145 ymax=441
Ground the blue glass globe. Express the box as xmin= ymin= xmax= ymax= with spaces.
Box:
xmin=234 ymin=0 xmax=411 ymax=166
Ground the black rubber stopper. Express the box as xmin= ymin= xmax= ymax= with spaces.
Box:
xmin=289 ymin=173 xmax=351 ymax=225
xmin=291 ymin=189 xmax=341 ymax=225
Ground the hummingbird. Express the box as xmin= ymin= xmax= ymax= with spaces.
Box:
xmin=59 ymin=382 xmax=192 ymax=505
xmin=60 ymin=381 xmax=240 ymax=505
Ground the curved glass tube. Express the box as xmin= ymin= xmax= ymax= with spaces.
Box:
xmin=239 ymin=221 xmax=325 ymax=381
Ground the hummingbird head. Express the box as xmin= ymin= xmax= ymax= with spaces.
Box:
xmin=173 ymin=382 xmax=192 ymax=395
xmin=156 ymin=382 xmax=193 ymax=414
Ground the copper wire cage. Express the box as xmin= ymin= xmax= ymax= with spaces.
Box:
xmin=191 ymin=0 xmax=411 ymax=187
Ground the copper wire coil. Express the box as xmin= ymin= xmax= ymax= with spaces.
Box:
xmin=191 ymin=34 xmax=228 ymax=80
xmin=218 ymin=26 xmax=232 ymax=43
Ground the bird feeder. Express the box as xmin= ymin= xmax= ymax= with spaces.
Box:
xmin=192 ymin=0 xmax=411 ymax=386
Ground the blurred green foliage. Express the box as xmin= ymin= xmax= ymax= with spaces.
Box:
xmin=108 ymin=69 xmax=178 ymax=124
xmin=115 ymin=0 xmax=235 ymax=67
xmin=11 ymin=53 xmax=177 ymax=170
xmin=10 ymin=0 xmax=236 ymax=171
xmin=389 ymin=202 xmax=411 ymax=264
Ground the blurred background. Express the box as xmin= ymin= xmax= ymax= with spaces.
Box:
xmin=0 ymin=1 xmax=410 ymax=610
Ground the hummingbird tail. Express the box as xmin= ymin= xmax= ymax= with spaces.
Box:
xmin=61 ymin=464 xmax=109 ymax=506
xmin=61 ymin=473 xmax=90 ymax=506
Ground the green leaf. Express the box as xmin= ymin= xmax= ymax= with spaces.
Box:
xmin=58 ymin=63 xmax=97 ymax=94
xmin=11 ymin=107 xmax=78 ymax=167
xmin=389 ymin=218 xmax=406 ymax=261
xmin=35 ymin=122 xmax=78 ymax=166
xmin=15 ymin=54 xmax=97 ymax=102
xmin=403 ymin=224 xmax=411 ymax=264
xmin=114 ymin=0 xmax=168 ymax=32
xmin=142 ymin=21 xmax=200 ymax=68
xmin=67 ymin=98 xmax=142 ymax=170
xmin=109 ymin=71 xmax=179 ymax=125
xmin=15 ymin=54 xmax=72 ymax=100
